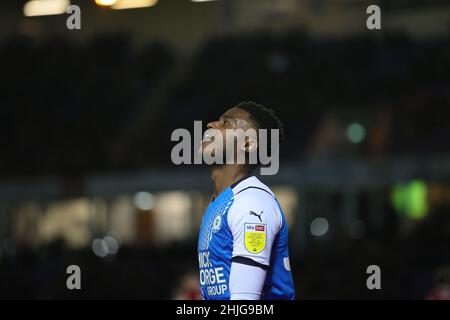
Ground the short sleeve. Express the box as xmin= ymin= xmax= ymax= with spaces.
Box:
xmin=227 ymin=190 xmax=282 ymax=266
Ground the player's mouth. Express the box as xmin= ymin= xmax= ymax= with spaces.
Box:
xmin=202 ymin=129 xmax=215 ymax=143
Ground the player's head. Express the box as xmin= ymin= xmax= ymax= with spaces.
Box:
xmin=202 ymin=101 xmax=284 ymax=171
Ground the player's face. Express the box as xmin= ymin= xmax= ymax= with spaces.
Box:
xmin=201 ymin=108 xmax=254 ymax=158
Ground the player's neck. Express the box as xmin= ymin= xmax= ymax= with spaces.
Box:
xmin=211 ymin=165 xmax=251 ymax=198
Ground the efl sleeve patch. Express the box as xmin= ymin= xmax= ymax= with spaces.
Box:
xmin=244 ymin=223 xmax=266 ymax=254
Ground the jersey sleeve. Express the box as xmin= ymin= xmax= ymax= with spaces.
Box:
xmin=229 ymin=261 xmax=266 ymax=299
xmin=227 ymin=190 xmax=282 ymax=266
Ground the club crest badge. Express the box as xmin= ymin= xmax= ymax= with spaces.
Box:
xmin=212 ymin=214 xmax=222 ymax=232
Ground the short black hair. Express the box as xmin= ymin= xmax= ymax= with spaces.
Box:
xmin=235 ymin=101 xmax=284 ymax=169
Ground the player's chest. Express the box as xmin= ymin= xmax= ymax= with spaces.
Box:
xmin=201 ymin=192 xmax=234 ymax=230
xmin=198 ymin=190 xmax=234 ymax=250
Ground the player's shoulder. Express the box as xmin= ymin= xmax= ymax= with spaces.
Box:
xmin=227 ymin=175 xmax=282 ymax=230
xmin=231 ymin=176 xmax=275 ymax=201
xmin=229 ymin=175 xmax=280 ymax=213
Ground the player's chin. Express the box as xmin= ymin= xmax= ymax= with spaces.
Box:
xmin=201 ymin=140 xmax=212 ymax=150
xmin=201 ymin=147 xmax=229 ymax=166
xmin=201 ymin=148 xmax=217 ymax=159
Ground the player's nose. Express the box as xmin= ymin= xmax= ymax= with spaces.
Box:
xmin=207 ymin=121 xmax=219 ymax=129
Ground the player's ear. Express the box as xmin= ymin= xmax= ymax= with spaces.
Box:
xmin=242 ymin=136 xmax=258 ymax=153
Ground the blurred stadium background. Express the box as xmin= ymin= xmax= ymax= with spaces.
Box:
xmin=0 ymin=0 xmax=449 ymax=299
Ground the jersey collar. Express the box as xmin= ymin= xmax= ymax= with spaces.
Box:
xmin=230 ymin=174 xmax=253 ymax=189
